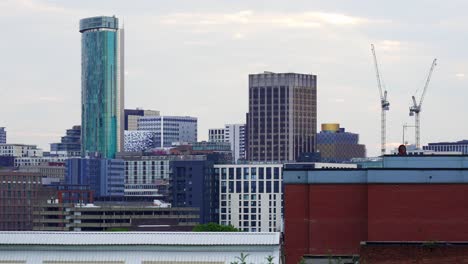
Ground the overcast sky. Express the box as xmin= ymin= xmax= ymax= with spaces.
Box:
xmin=1 ymin=0 xmax=467 ymax=156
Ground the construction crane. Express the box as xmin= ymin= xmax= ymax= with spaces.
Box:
xmin=409 ymin=58 xmax=437 ymax=149
xmin=371 ymin=44 xmax=390 ymax=156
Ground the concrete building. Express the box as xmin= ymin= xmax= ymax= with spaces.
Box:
xmin=80 ymin=16 xmax=124 ymax=158
xmin=0 ymin=127 xmax=6 ymax=144
xmin=0 ymin=232 xmax=281 ymax=264
xmin=247 ymin=72 xmax=317 ymax=162
xmin=116 ymin=152 xmax=174 ymax=200
xmin=66 ymin=157 xmax=125 ymax=198
xmin=210 ymin=124 xmax=247 ymax=163
xmin=215 ymin=163 xmax=355 ymax=233
xmin=33 ymin=202 xmax=199 ymax=231
xmin=283 ymin=155 xmax=468 ymax=264
xmin=18 ymin=162 xmax=66 ymax=184
xmin=124 ymin=108 xmax=160 ymax=130
xmin=423 ymin=140 xmax=468 ymax=154
xmin=50 ymin=125 xmax=81 ymax=157
xmin=15 ymin=156 xmax=67 ymax=167
xmin=0 ymin=170 xmax=42 ymax=230
xmin=0 ymin=144 xmax=43 ymax=157
xmin=316 ymin=123 xmax=366 ymax=162
xmin=225 ymin=124 xmax=246 ymax=162
xmin=137 ymin=116 xmax=197 ymax=148
xmin=209 ymin=128 xmax=225 ymax=142
xmin=215 ymin=164 xmax=283 ymax=232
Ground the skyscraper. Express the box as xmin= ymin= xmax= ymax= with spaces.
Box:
xmin=246 ymin=72 xmax=317 ymax=162
xmin=80 ymin=16 xmax=124 ymax=158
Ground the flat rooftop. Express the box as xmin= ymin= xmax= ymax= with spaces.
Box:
xmin=0 ymin=232 xmax=280 ymax=246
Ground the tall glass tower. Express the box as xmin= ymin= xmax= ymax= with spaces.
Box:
xmin=79 ymin=16 xmax=124 ymax=158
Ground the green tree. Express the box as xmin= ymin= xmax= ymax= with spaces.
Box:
xmin=192 ymin=222 xmax=240 ymax=232
xmin=235 ymin=253 xmax=250 ymax=264
xmin=266 ymin=255 xmax=275 ymax=264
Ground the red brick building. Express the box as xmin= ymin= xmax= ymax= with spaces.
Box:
xmin=360 ymin=242 xmax=468 ymax=264
xmin=283 ymin=155 xmax=468 ymax=264
xmin=0 ymin=170 xmax=42 ymax=230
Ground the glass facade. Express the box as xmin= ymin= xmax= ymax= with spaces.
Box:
xmin=80 ymin=16 xmax=124 ymax=158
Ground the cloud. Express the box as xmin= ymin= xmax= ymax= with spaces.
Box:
xmin=455 ymin=73 xmax=465 ymax=79
xmin=37 ymin=96 xmax=64 ymax=103
xmin=232 ymin=32 xmax=245 ymax=40
xmin=378 ymin=40 xmax=401 ymax=51
xmin=159 ymin=10 xmax=369 ymax=29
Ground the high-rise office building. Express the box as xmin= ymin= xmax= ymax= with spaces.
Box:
xmin=137 ymin=116 xmax=197 ymax=148
xmin=0 ymin=127 xmax=6 ymax=144
xmin=246 ymin=72 xmax=317 ymax=162
xmin=50 ymin=125 xmax=81 ymax=157
xmin=80 ymin=16 xmax=124 ymax=158
xmin=124 ymin=109 xmax=160 ymax=131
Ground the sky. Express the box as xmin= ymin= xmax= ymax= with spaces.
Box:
xmin=1 ymin=0 xmax=467 ymax=157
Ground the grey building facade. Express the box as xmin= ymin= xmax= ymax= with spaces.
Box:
xmin=137 ymin=116 xmax=197 ymax=148
xmin=247 ymin=72 xmax=317 ymax=162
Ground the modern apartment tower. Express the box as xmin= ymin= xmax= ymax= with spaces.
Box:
xmin=225 ymin=124 xmax=246 ymax=163
xmin=247 ymin=72 xmax=317 ymax=162
xmin=79 ymin=16 xmax=124 ymax=158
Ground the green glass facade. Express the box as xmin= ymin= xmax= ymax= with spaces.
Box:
xmin=80 ymin=16 xmax=124 ymax=158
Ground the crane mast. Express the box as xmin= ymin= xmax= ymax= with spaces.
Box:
xmin=371 ymin=44 xmax=390 ymax=156
xmin=409 ymin=58 xmax=437 ymax=149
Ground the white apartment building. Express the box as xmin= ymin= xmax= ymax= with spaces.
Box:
xmin=117 ymin=153 xmax=188 ymax=198
xmin=215 ymin=163 xmax=283 ymax=232
xmin=0 ymin=144 xmax=43 ymax=157
xmin=209 ymin=124 xmax=246 ymax=163
xmin=225 ymin=124 xmax=246 ymax=163
xmin=215 ymin=162 xmax=357 ymax=232
xmin=208 ymin=128 xmax=225 ymax=142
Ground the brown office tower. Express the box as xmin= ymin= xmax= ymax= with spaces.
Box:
xmin=0 ymin=170 xmax=42 ymax=230
xmin=247 ymin=72 xmax=317 ymax=162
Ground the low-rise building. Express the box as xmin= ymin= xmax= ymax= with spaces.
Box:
xmin=316 ymin=123 xmax=366 ymax=162
xmin=215 ymin=163 xmax=356 ymax=233
xmin=0 ymin=232 xmax=281 ymax=263
xmin=14 ymin=156 xmax=68 ymax=167
xmin=33 ymin=201 xmax=199 ymax=231
xmin=0 ymin=170 xmax=42 ymax=230
xmin=66 ymin=157 xmax=125 ymax=199
xmin=50 ymin=125 xmax=81 ymax=157
xmin=0 ymin=144 xmax=43 ymax=157
xmin=423 ymin=140 xmax=468 ymax=154
xmin=283 ymin=155 xmax=468 ymax=264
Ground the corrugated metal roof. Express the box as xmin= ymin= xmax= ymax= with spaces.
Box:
xmin=0 ymin=232 xmax=280 ymax=246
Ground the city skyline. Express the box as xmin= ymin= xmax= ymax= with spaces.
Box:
xmin=1 ymin=0 xmax=468 ymax=156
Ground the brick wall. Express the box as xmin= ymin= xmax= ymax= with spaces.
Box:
xmin=360 ymin=243 xmax=468 ymax=264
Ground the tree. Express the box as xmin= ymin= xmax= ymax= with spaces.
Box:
xmin=192 ymin=222 xmax=240 ymax=232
